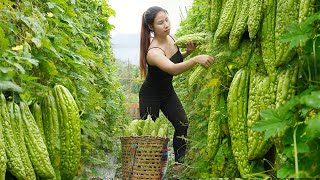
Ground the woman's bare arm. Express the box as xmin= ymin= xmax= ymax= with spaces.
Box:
xmin=147 ymin=48 xmax=214 ymax=76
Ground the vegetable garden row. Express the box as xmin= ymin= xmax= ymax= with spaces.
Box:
xmin=0 ymin=0 xmax=127 ymax=179
xmin=172 ymin=0 xmax=320 ymax=178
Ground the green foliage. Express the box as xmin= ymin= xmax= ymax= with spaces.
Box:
xmin=176 ymin=0 xmax=210 ymax=36
xmin=0 ymin=0 xmax=127 ymax=178
xmin=250 ymin=10 xmax=320 ymax=178
xmin=254 ymin=108 xmax=292 ymax=140
xmin=173 ymin=0 xmax=320 ymax=178
xmin=281 ymin=13 xmax=320 ymax=49
xmin=253 ymin=87 xmax=320 ymax=178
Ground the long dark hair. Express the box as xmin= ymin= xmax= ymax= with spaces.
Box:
xmin=140 ymin=6 xmax=168 ymax=79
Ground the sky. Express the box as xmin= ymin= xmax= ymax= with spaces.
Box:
xmin=108 ymin=0 xmax=193 ymax=65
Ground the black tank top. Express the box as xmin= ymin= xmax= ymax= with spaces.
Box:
xmin=140 ymin=48 xmax=183 ymax=97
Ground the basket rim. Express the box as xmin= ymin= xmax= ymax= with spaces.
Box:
xmin=120 ymin=135 xmax=169 ymax=142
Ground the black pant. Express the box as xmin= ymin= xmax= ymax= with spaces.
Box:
xmin=139 ymin=91 xmax=188 ymax=163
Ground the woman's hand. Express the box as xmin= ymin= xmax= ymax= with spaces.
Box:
xmin=186 ymin=41 xmax=197 ymax=55
xmin=194 ymin=55 xmax=215 ymax=68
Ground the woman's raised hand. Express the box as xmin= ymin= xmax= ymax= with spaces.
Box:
xmin=194 ymin=55 xmax=215 ymax=68
xmin=186 ymin=41 xmax=197 ymax=55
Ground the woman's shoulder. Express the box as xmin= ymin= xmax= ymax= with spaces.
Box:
xmin=147 ymin=47 xmax=166 ymax=56
xmin=147 ymin=35 xmax=178 ymax=56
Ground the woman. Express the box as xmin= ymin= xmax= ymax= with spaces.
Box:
xmin=139 ymin=6 xmax=214 ymax=170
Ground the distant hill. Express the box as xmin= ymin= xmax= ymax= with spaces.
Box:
xmin=111 ymin=33 xmax=140 ymax=65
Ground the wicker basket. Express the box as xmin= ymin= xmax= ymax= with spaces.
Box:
xmin=120 ymin=136 xmax=169 ymax=180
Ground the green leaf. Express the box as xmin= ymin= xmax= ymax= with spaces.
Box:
xmin=284 ymin=145 xmax=293 ymax=158
xmin=19 ymin=57 xmax=39 ymax=66
xmin=0 ymin=66 xmax=14 ymax=74
xmin=300 ymin=91 xmax=320 ymax=108
xmin=0 ymin=27 xmax=10 ymax=49
xmin=13 ymin=63 xmax=25 ymax=74
xmin=277 ymin=163 xmax=295 ymax=178
xmin=252 ymin=109 xmax=292 ymax=140
xmin=46 ymin=2 xmax=55 ymax=9
xmin=303 ymin=12 xmax=320 ymax=25
xmin=281 ymin=23 xmax=312 ymax=49
xmin=281 ymin=13 xmax=320 ymax=49
xmin=32 ymin=37 xmax=42 ymax=48
xmin=0 ymin=81 xmax=23 ymax=93
xmin=297 ymin=141 xmax=310 ymax=154
xmin=41 ymin=38 xmax=63 ymax=60
xmin=20 ymin=74 xmax=40 ymax=81
xmin=195 ymin=87 xmax=212 ymax=104
xmin=0 ymin=68 xmax=15 ymax=81
xmin=280 ymin=95 xmax=300 ymax=113
xmin=305 ymin=113 xmax=320 ymax=138
xmin=39 ymin=60 xmax=58 ymax=77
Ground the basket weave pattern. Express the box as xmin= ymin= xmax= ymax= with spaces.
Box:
xmin=121 ymin=136 xmax=169 ymax=180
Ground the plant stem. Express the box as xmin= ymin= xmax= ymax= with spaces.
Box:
xmin=293 ymin=126 xmax=299 ymax=177
xmin=312 ymin=36 xmax=318 ymax=82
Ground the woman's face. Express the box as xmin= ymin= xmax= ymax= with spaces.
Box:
xmin=152 ymin=11 xmax=170 ymax=36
